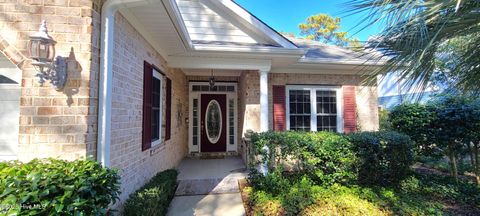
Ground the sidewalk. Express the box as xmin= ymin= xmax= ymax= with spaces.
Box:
xmin=166 ymin=157 xmax=248 ymax=216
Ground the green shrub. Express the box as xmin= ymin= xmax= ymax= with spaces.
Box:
xmin=0 ymin=159 xmax=120 ymax=215
xmin=123 ymin=169 xmax=177 ymax=216
xmin=389 ymin=103 xmax=441 ymax=158
xmin=348 ymin=131 xmax=414 ymax=186
xmin=248 ymin=169 xmax=291 ymax=196
xmin=250 ymin=131 xmax=356 ymax=185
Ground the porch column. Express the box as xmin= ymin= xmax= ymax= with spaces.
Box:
xmin=259 ymin=70 xmax=269 ymax=132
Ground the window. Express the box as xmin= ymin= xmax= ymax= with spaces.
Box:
xmin=287 ymin=86 xmax=342 ymax=133
xmin=151 ymin=69 xmax=163 ymax=146
xmin=143 ymin=61 xmax=169 ymax=151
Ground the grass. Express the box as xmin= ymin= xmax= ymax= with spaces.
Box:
xmin=242 ymin=172 xmax=480 ymax=216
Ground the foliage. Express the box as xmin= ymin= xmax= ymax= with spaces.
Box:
xmin=0 ymin=159 xmax=120 ymax=216
xmin=250 ymin=131 xmax=357 ymax=185
xmin=347 ymin=0 xmax=480 ymax=93
xmin=299 ymin=14 xmax=362 ymax=50
xmin=389 ymin=103 xmax=439 ymax=158
xmin=301 ymin=185 xmax=390 ymax=216
xmin=378 ymin=108 xmax=392 ymax=131
xmin=348 ymin=131 xmax=415 ymax=186
xmin=123 ymin=169 xmax=177 ymax=216
xmin=247 ymin=172 xmax=480 ymax=216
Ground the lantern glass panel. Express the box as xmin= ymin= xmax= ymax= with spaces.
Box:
xmin=29 ymin=40 xmax=40 ymax=60
xmin=39 ymin=42 xmax=49 ymax=60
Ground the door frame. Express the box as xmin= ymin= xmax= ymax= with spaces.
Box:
xmin=188 ymin=82 xmax=238 ymax=153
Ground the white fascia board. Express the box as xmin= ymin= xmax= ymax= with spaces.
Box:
xmin=168 ymin=56 xmax=271 ymax=71
xmin=206 ymin=0 xmax=297 ymax=49
xmin=192 ymin=44 xmax=306 ymax=57
xmin=162 ymin=0 xmax=194 ymax=50
xmin=298 ymin=57 xmax=387 ymax=66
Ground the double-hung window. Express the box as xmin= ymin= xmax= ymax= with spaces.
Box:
xmin=286 ymin=86 xmax=343 ymax=133
xmin=151 ymin=68 xmax=164 ymax=146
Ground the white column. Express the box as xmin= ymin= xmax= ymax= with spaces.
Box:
xmin=259 ymin=70 xmax=269 ymax=175
xmin=259 ymin=70 xmax=269 ymax=132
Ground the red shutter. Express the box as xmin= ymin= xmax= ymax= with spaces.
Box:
xmin=343 ymin=86 xmax=357 ymax=133
xmin=142 ymin=61 xmax=153 ymax=151
xmin=272 ymin=85 xmax=286 ymax=131
xmin=165 ymin=78 xmax=172 ymax=140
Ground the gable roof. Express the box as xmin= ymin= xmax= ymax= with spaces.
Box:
xmin=286 ymin=36 xmax=385 ymax=65
xmin=174 ymin=0 xmax=297 ymax=50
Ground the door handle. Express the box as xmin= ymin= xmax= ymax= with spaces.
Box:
xmin=201 ymin=121 xmax=204 ymax=133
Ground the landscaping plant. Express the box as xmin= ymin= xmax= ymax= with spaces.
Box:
xmin=348 ymin=131 xmax=415 ymax=186
xmin=123 ymin=169 xmax=177 ymax=216
xmin=0 ymin=158 xmax=120 ymax=215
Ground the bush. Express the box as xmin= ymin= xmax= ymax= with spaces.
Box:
xmin=123 ymin=169 xmax=177 ymax=216
xmin=348 ymin=131 xmax=414 ymax=186
xmin=0 ymin=159 xmax=120 ymax=215
xmin=250 ymin=131 xmax=357 ymax=185
xmin=389 ymin=103 xmax=440 ymax=158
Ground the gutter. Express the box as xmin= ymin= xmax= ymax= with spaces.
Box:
xmin=97 ymin=0 xmax=155 ymax=166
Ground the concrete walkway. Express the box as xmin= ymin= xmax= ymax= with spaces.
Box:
xmin=167 ymin=156 xmax=248 ymax=216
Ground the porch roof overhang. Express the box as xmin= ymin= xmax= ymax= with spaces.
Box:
xmin=114 ymin=0 xmax=384 ymax=74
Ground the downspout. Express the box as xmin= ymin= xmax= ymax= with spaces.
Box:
xmin=97 ymin=0 xmax=152 ymax=166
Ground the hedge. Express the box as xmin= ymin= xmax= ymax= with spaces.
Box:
xmin=250 ymin=130 xmax=414 ymax=186
xmin=348 ymin=131 xmax=414 ymax=186
xmin=123 ymin=169 xmax=178 ymax=216
xmin=250 ymin=131 xmax=357 ymax=185
xmin=0 ymin=159 xmax=120 ymax=215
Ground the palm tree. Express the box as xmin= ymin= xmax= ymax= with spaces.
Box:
xmin=346 ymin=0 xmax=480 ymax=94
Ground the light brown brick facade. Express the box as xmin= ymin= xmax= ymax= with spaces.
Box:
xmin=110 ymin=13 xmax=188 ymax=204
xmin=0 ymin=0 xmax=103 ymax=160
xmin=0 ymin=0 xmax=379 ymax=209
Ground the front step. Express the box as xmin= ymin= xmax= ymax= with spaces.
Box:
xmin=188 ymin=151 xmax=239 ymax=159
xmin=175 ymin=177 xmax=240 ymax=196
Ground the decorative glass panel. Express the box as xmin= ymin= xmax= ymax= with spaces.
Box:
xmin=206 ymin=100 xmax=222 ymax=143
xmin=192 ymin=85 xmax=235 ymax=92
xmin=289 ymin=90 xmax=311 ymax=131
xmin=229 ymin=99 xmax=235 ymax=145
xmin=192 ymin=99 xmax=198 ymax=146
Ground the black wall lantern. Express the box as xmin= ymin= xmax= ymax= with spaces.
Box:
xmin=28 ymin=20 xmax=67 ymax=90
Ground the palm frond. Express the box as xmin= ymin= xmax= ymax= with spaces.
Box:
xmin=345 ymin=0 xmax=480 ymax=96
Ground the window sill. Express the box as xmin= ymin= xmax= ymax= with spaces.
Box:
xmin=150 ymin=143 xmax=166 ymax=156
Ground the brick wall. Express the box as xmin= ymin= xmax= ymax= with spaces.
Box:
xmin=269 ymin=73 xmax=379 ymax=131
xmin=237 ymin=72 xmax=379 ymax=139
xmin=110 ymin=13 xmax=188 ymax=206
xmin=0 ymin=0 xmax=103 ymax=160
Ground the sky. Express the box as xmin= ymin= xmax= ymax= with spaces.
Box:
xmin=235 ymin=0 xmax=383 ymax=42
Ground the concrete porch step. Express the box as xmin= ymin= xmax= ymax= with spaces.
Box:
xmin=175 ymin=177 xmax=240 ymax=196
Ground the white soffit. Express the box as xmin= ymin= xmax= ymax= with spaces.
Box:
xmin=120 ymin=2 xmax=187 ymax=59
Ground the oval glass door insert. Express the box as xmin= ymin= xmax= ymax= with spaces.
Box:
xmin=205 ymin=100 xmax=222 ymax=144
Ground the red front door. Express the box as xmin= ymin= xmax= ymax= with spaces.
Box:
xmin=200 ymin=94 xmax=227 ymax=152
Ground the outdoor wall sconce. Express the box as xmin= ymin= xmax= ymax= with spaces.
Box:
xmin=28 ymin=20 xmax=67 ymax=90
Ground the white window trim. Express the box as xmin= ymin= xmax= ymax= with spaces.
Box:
xmin=151 ymin=68 xmax=164 ymax=147
xmin=286 ymin=85 xmax=344 ymax=133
